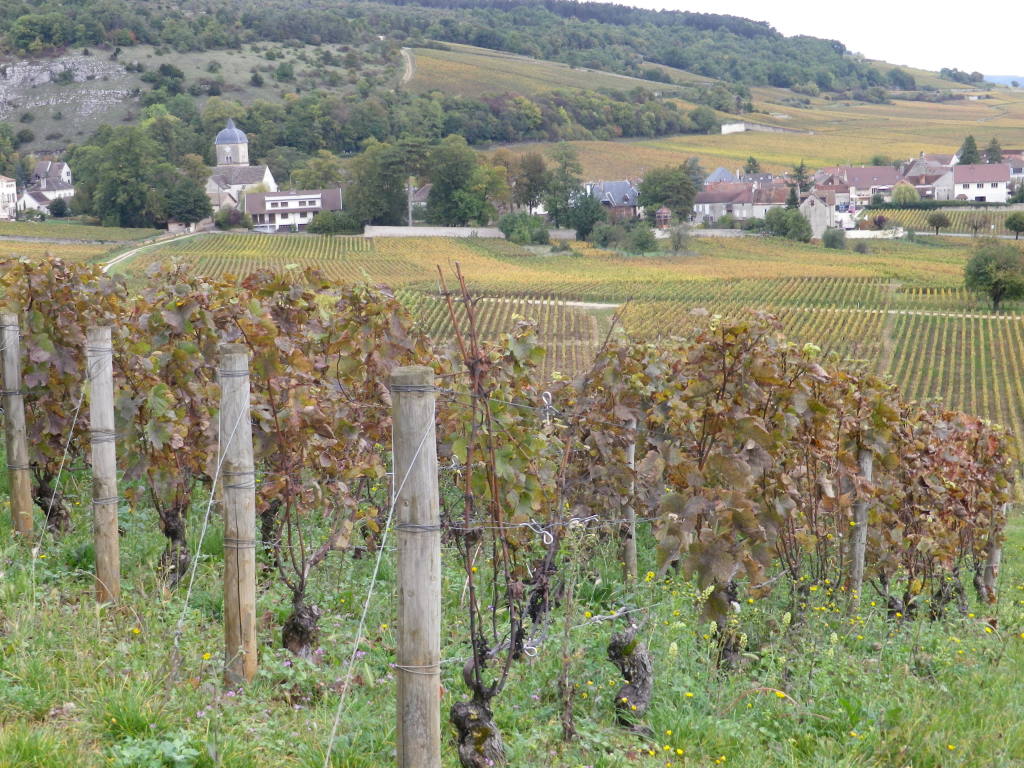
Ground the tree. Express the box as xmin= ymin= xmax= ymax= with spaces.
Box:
xmin=927 ymin=212 xmax=951 ymax=235
xmin=425 ymin=135 xmax=499 ymax=226
xmin=178 ymin=153 xmax=210 ymax=187
xmin=964 ymin=240 xmax=1024 ymax=310
xmin=94 ymin=126 xmax=162 ymax=228
xmin=345 ymin=139 xmax=408 ymax=226
xmin=511 ymin=153 xmax=548 ymax=212
xmin=307 ymin=210 xmax=359 ymax=234
xmin=47 ymin=197 xmax=68 ymax=217
xmin=785 ymin=185 xmax=799 ymax=209
xmin=790 ymin=160 xmax=811 ymax=193
xmin=290 ymin=149 xmax=345 ymax=189
xmin=688 ymin=105 xmax=719 ymax=134
xmin=626 ymin=224 xmax=657 ymax=253
xmin=1005 ymin=211 xmax=1024 ymax=240
xmin=165 ymin=178 xmax=213 ymax=225
xmin=822 ymin=228 xmax=846 ymax=249
xmin=985 ymin=137 xmax=1002 ymax=164
xmin=891 ymin=182 xmax=920 ymax=205
xmin=785 ymin=210 xmax=812 ymax=242
xmin=742 ymin=156 xmax=760 ymax=175
xmin=566 ymin=193 xmax=606 ymax=240
xmin=669 ymin=225 xmax=690 ymax=254
xmin=958 ymin=135 xmax=981 ymax=165
xmin=543 ymin=143 xmax=583 ymax=228
xmin=637 ymin=166 xmax=696 ymax=223
xmin=966 ymin=215 xmax=987 ymax=238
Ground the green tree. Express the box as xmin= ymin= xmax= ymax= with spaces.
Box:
xmin=47 ymin=197 xmax=68 ymax=217
xmin=790 ymin=160 xmax=811 ymax=193
xmin=94 ymin=127 xmax=162 ymax=227
xmin=785 ymin=185 xmax=799 ymax=209
xmin=425 ymin=135 xmax=489 ymax=226
xmin=958 ymin=135 xmax=981 ymax=165
xmin=964 ymin=240 xmax=1024 ymax=310
xmin=985 ymin=137 xmax=1002 ymax=164
xmin=307 ymin=210 xmax=359 ymax=234
xmin=345 ymin=140 xmax=408 ymax=226
xmin=626 ymin=224 xmax=657 ymax=253
xmin=1005 ymin=211 xmax=1024 ymax=240
xmin=742 ymin=156 xmax=760 ymax=174
xmin=566 ymin=193 xmax=606 ymax=240
xmin=785 ymin=210 xmax=812 ymax=242
xmin=638 ymin=166 xmax=696 ymax=223
xmin=891 ymin=182 xmax=920 ymax=205
xmin=543 ymin=143 xmax=583 ymax=228
xmin=688 ymin=105 xmax=719 ymax=134
xmin=290 ymin=149 xmax=345 ymax=189
xmin=165 ymin=178 xmax=213 ymax=225
xmin=512 ymin=153 xmax=548 ymax=212
xmin=927 ymin=212 xmax=951 ymax=235
xmin=822 ymin=227 xmax=846 ymax=249
xmin=178 ymin=154 xmax=210 ymax=187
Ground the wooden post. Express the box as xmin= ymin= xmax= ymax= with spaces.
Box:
xmin=2 ymin=313 xmax=33 ymax=537
xmin=623 ymin=418 xmax=637 ymax=581
xmin=218 ymin=344 xmax=257 ymax=685
xmin=392 ymin=366 xmax=441 ymax=768
xmin=849 ymin=447 xmax=873 ymax=604
xmin=87 ymin=327 xmax=120 ymax=602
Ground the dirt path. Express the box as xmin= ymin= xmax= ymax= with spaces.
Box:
xmin=400 ymin=48 xmax=414 ymax=85
xmin=101 ymin=231 xmax=204 ymax=274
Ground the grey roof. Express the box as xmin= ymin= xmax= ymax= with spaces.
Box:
xmin=589 ymin=180 xmax=638 ymax=207
xmin=244 ymin=188 xmax=343 ymax=215
xmin=210 ymin=165 xmax=270 ymax=188
xmin=215 ymin=118 xmax=247 ymax=146
xmin=705 ymin=167 xmax=738 ymax=184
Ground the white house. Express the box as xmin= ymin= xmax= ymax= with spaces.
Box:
xmin=205 ymin=119 xmax=277 ymax=210
xmin=16 ymin=190 xmax=53 ymax=214
xmin=0 ymin=175 xmax=17 ymax=220
xmin=949 ymin=164 xmax=1011 ymax=202
xmin=246 ymin=188 xmax=343 ymax=233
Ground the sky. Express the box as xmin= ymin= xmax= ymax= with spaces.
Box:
xmin=602 ymin=0 xmax=1022 ymax=77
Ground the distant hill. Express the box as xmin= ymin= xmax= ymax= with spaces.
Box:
xmin=985 ymin=75 xmax=1023 ymax=87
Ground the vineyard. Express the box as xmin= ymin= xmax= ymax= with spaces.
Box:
xmin=871 ymin=208 xmax=1024 ymax=237
xmin=0 ymin=239 xmax=116 ymax=261
xmin=0 ymin=221 xmax=163 ymax=242
xmin=1 ymin=253 xmax=1024 ymax=768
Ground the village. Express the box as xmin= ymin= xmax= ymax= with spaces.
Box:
xmin=2 ymin=120 xmax=1023 ymax=241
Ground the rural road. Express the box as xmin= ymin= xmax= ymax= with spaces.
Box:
xmin=400 ymin=48 xmax=414 ymax=84
xmin=101 ymin=231 xmax=203 ymax=273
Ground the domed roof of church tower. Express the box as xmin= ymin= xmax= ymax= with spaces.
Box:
xmin=215 ymin=118 xmax=247 ymax=145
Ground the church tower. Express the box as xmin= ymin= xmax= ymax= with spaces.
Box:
xmin=214 ymin=118 xmax=249 ymax=167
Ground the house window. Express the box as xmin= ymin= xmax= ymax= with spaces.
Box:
xmin=977 ymin=183 xmax=984 ymax=189
xmin=991 ymin=182 xmax=998 ymax=188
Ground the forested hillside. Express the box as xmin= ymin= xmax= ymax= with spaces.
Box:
xmin=1 ymin=0 xmax=913 ymax=100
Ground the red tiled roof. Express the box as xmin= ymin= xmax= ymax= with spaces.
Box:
xmin=953 ymin=164 xmax=1011 ymax=183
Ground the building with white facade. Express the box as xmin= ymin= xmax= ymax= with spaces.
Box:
xmin=246 ymin=189 xmax=343 ymax=232
xmin=205 ymin=119 xmax=277 ymax=210
xmin=0 ymin=175 xmax=17 ymax=220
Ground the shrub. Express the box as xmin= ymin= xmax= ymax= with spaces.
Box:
xmin=307 ymin=210 xmax=361 ymax=234
xmin=498 ymin=213 xmax=549 ymax=245
xmin=47 ymin=198 xmax=69 ymax=218
xmin=822 ymin=228 xmax=846 ymax=249
xmin=590 ymin=222 xmax=627 ymax=248
xmin=626 ymin=224 xmax=658 ymax=253
xmin=214 ymin=207 xmax=252 ymax=230
xmin=853 ymin=240 xmax=870 ymax=254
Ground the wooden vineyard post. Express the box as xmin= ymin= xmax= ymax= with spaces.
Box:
xmin=623 ymin=417 xmax=638 ymax=581
xmin=218 ymin=344 xmax=257 ymax=685
xmin=87 ymin=327 xmax=120 ymax=602
xmin=848 ymin=447 xmax=874 ymax=606
xmin=391 ymin=366 xmax=441 ymax=768
xmin=2 ymin=313 xmax=33 ymax=537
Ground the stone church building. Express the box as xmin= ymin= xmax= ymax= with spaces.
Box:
xmin=205 ymin=119 xmax=277 ymax=210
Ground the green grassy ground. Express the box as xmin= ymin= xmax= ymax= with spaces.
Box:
xmin=1 ymin=462 xmax=1021 ymax=768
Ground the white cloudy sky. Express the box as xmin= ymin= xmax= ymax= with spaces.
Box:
xmin=607 ymin=0 xmax=1021 ymax=76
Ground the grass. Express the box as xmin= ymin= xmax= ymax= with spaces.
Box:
xmin=0 ymin=464 xmax=1022 ymax=767
xmin=0 ymin=221 xmax=163 ymax=242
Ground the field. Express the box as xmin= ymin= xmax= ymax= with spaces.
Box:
xmin=406 ymin=43 xmax=705 ymax=99
xmin=495 ymin=89 xmax=1024 ymax=178
xmin=0 ymin=239 xmax=116 ymax=262
xmin=871 ymin=208 xmax=1024 ymax=237
xmin=0 ymin=221 xmax=163 ymax=242
xmin=128 ymin=232 xmax=1024 ymax=459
